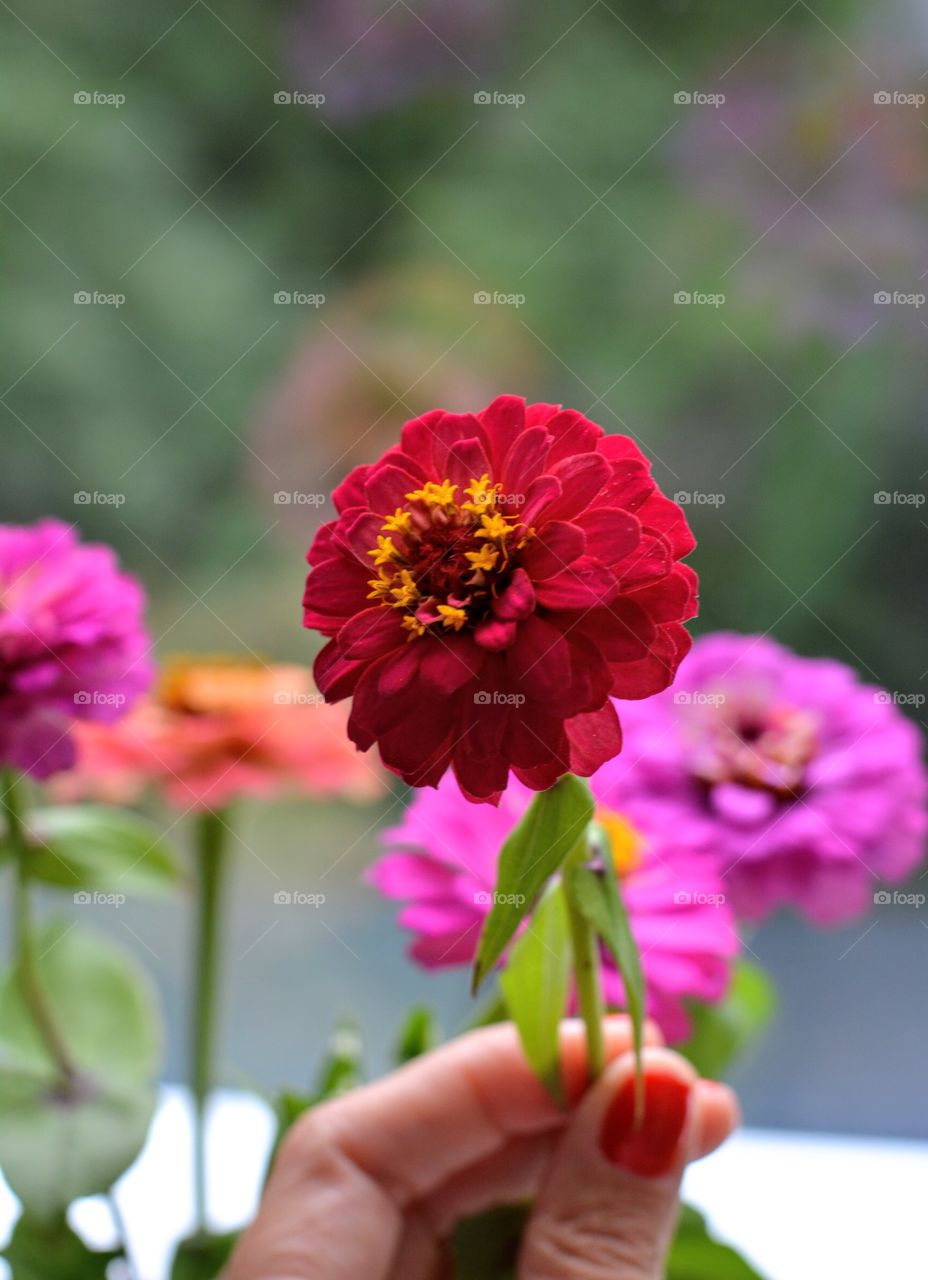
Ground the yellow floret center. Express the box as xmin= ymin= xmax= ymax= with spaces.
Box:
xmin=366 ymin=473 xmax=528 ymax=640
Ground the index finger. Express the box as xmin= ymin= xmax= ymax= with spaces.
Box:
xmin=283 ymin=1015 xmax=660 ymax=1204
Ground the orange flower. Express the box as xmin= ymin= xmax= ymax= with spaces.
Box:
xmin=58 ymin=656 xmax=385 ymax=811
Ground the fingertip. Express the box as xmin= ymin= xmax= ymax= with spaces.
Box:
xmin=690 ymin=1079 xmax=741 ymax=1162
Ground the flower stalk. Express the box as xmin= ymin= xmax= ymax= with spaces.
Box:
xmin=2 ymin=770 xmax=78 ymax=1091
xmin=189 ymin=807 xmax=229 ymax=1236
xmin=562 ymin=829 xmax=606 ymax=1082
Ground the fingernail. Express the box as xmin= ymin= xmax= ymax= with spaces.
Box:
xmin=599 ymin=1072 xmax=691 ymax=1177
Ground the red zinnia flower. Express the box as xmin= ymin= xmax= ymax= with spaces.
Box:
xmin=303 ymin=395 xmax=697 ymax=803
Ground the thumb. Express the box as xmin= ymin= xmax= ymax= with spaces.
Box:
xmin=518 ymin=1048 xmax=739 ymax=1280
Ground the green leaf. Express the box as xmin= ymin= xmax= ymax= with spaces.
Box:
xmin=170 ymin=1232 xmax=239 ymax=1280
xmin=313 ymin=1021 xmax=365 ymax=1099
xmin=566 ymin=860 xmax=646 ymax=1085
xmin=678 ymin=960 xmax=777 ymax=1080
xmin=268 ymin=1021 xmax=366 ymax=1171
xmin=23 ymin=805 xmax=184 ymax=897
xmin=500 ymin=885 xmax=571 ymax=1104
xmin=452 ymin=1203 xmax=529 ymax=1280
xmin=0 ymin=921 xmax=162 ymax=1219
xmin=668 ymin=1204 xmax=769 ymax=1279
xmin=3 ymin=1213 xmax=120 ymax=1279
xmin=472 ymin=776 xmax=593 ymax=994
xmin=394 ymin=1005 xmax=439 ymax=1064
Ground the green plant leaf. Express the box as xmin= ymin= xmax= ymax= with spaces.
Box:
xmin=452 ymin=1203 xmax=528 ymax=1280
xmin=170 ymin=1231 xmax=239 ymax=1280
xmin=23 ymin=805 xmax=184 ymax=897
xmin=668 ymin=1203 xmax=769 ymax=1278
xmin=394 ymin=1005 xmax=439 ymax=1065
xmin=0 ymin=921 xmax=161 ymax=1219
xmin=472 ymin=776 xmax=593 ymax=994
xmin=2 ymin=1213 xmax=120 ymax=1279
xmin=500 ymin=884 xmax=571 ymax=1104
xmin=566 ymin=861 xmax=646 ymax=1085
xmin=268 ymin=1020 xmax=366 ymax=1171
xmin=678 ymin=960 xmax=777 ymax=1080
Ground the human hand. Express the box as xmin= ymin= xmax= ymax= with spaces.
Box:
xmin=226 ymin=1017 xmax=739 ymax=1279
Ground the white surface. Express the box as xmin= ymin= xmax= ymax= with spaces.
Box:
xmin=0 ymin=1088 xmax=923 ymax=1278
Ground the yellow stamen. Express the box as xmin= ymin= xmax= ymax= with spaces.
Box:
xmin=389 ymin=569 xmax=419 ymax=607
xmin=437 ymin=604 xmax=468 ymax=631
xmin=463 ymin=473 xmax=499 ymax=513
xmin=401 ymin=615 xmax=426 ymax=637
xmin=383 ymin=508 xmax=413 ymax=534
xmin=476 ymin=512 xmax=511 ymax=541
xmin=465 ymin=544 xmax=499 ymax=572
xmin=367 ymin=577 xmax=392 ymax=601
xmin=367 ymin=535 xmax=400 ymax=567
xmin=406 ymin=480 xmax=458 ymax=507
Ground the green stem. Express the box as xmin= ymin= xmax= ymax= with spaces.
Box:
xmin=563 ymin=831 xmax=606 ymax=1082
xmin=189 ymin=808 xmax=229 ymax=1238
xmin=2 ymin=770 xmax=78 ymax=1089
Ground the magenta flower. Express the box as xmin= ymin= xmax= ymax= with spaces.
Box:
xmin=369 ymin=773 xmax=738 ymax=1042
xmin=595 ymin=633 xmax=928 ymax=925
xmin=0 ymin=519 xmax=152 ymax=779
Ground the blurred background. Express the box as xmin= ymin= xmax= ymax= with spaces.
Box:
xmin=1 ymin=0 xmax=926 ymax=1137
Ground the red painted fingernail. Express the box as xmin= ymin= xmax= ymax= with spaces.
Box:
xmin=599 ymin=1072 xmax=691 ymax=1177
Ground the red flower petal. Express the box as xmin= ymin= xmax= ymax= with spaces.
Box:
xmin=535 ymin=558 xmax=619 ymax=610
xmin=566 ymin=701 xmax=622 ymax=776
xmin=477 ymin=394 xmax=526 ymax=472
xmin=543 ymin=452 xmax=611 ymax=522
xmin=575 ymin=507 xmax=640 ymax=564
xmin=338 ymin=607 xmax=406 ymax=660
xmin=521 ymin=521 xmax=586 ymax=580
xmin=446 ymin=437 xmax=491 ymax=490
xmin=302 ymin=556 xmax=369 ymax=630
xmin=501 ymin=425 xmax=552 ymax=495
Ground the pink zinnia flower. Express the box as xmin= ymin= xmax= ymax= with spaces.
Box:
xmin=596 ymin=632 xmax=928 ymax=925
xmin=369 ymin=773 xmax=737 ymax=1042
xmin=60 ymin=657 xmax=385 ymax=811
xmin=303 ymin=395 xmax=698 ymax=803
xmin=0 ymin=519 xmax=151 ymax=779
